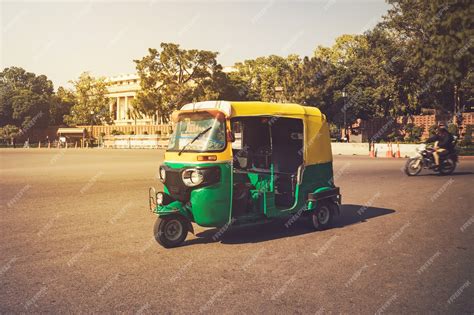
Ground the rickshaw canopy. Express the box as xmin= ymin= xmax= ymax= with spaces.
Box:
xmin=175 ymin=101 xmax=332 ymax=165
xmin=178 ymin=100 xmax=322 ymax=119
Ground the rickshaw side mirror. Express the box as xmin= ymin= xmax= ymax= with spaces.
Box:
xmin=227 ymin=130 xmax=235 ymax=142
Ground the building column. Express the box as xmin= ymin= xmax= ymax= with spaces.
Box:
xmin=125 ymin=96 xmax=129 ymax=120
xmin=116 ymin=97 xmax=120 ymax=120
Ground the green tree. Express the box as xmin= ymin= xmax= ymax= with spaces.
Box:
xmin=404 ymin=123 xmax=424 ymax=142
xmin=0 ymin=124 xmax=20 ymax=143
xmin=0 ymin=67 xmax=52 ymax=129
xmin=134 ymin=43 xmax=225 ymax=122
xmin=64 ymin=72 xmax=112 ymax=126
xmin=383 ymin=0 xmax=474 ymax=114
xmin=50 ymin=87 xmax=75 ymax=125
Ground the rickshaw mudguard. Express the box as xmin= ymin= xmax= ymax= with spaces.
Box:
xmin=163 ymin=162 xmax=232 ymax=228
xmin=154 ymin=200 xmax=188 ymax=216
xmin=299 ymin=162 xmax=340 ymax=212
xmin=154 ymin=201 xmax=195 ymax=234
xmin=307 ymin=187 xmax=342 ymax=216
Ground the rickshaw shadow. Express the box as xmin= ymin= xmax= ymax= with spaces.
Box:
xmin=186 ymin=204 xmax=395 ymax=245
xmin=333 ymin=204 xmax=395 ymax=228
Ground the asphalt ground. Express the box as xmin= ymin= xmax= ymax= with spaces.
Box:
xmin=1 ymin=149 xmax=473 ymax=313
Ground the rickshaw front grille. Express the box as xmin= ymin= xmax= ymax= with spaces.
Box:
xmin=164 ymin=169 xmax=189 ymax=201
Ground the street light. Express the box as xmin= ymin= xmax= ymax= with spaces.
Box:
xmin=342 ymin=90 xmax=347 ymax=142
xmin=342 ymin=90 xmax=347 ymax=128
xmin=90 ymin=110 xmax=94 ymax=146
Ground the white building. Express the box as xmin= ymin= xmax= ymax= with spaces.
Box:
xmin=105 ymin=74 xmax=153 ymax=125
xmin=105 ymin=66 xmax=237 ymax=125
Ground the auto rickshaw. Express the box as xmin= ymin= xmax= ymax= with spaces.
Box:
xmin=148 ymin=101 xmax=341 ymax=248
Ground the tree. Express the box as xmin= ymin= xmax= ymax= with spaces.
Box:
xmin=0 ymin=124 xmax=20 ymax=142
xmin=0 ymin=67 xmax=52 ymax=129
xmin=134 ymin=43 xmax=225 ymax=122
xmin=404 ymin=123 xmax=424 ymax=142
xmin=383 ymin=0 xmax=474 ymax=114
xmin=64 ymin=72 xmax=112 ymax=126
xmin=49 ymin=87 xmax=75 ymax=125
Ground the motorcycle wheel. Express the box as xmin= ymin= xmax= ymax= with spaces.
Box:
xmin=405 ymin=158 xmax=422 ymax=176
xmin=438 ymin=158 xmax=456 ymax=175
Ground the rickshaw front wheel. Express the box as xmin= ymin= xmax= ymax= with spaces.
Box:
xmin=154 ymin=215 xmax=189 ymax=248
xmin=311 ymin=202 xmax=335 ymax=231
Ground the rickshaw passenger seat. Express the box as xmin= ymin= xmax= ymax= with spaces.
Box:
xmin=272 ymin=146 xmax=301 ymax=174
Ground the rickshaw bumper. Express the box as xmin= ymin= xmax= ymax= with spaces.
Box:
xmin=307 ymin=187 xmax=342 ymax=215
xmin=148 ymin=188 xmax=194 ymax=233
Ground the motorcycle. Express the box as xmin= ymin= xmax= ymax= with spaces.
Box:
xmin=404 ymin=143 xmax=458 ymax=176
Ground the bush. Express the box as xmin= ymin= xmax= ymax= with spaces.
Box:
xmin=0 ymin=125 xmax=20 ymax=140
xmin=111 ymin=129 xmax=125 ymax=135
xmin=428 ymin=124 xmax=438 ymax=137
xmin=404 ymin=123 xmax=424 ymax=142
xmin=460 ymin=125 xmax=473 ymax=147
xmin=387 ymin=131 xmax=403 ymax=142
xmin=447 ymin=123 xmax=458 ymax=136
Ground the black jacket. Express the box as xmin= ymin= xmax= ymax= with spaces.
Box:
xmin=426 ymin=133 xmax=454 ymax=151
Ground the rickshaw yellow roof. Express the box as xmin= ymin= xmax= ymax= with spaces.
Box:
xmin=229 ymin=101 xmax=322 ymax=118
xmin=176 ymin=100 xmax=332 ymax=165
xmin=179 ymin=101 xmax=322 ymax=118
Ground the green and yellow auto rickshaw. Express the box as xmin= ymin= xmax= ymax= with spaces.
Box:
xmin=148 ymin=101 xmax=341 ymax=248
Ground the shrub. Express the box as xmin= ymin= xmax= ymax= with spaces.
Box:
xmin=0 ymin=125 xmax=20 ymax=140
xmin=460 ymin=125 xmax=473 ymax=147
xmin=428 ymin=124 xmax=438 ymax=137
xmin=111 ymin=129 xmax=125 ymax=135
xmin=447 ymin=123 xmax=458 ymax=136
xmin=404 ymin=123 xmax=424 ymax=142
xmin=387 ymin=131 xmax=403 ymax=142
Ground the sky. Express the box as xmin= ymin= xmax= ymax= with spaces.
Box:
xmin=1 ymin=0 xmax=390 ymax=89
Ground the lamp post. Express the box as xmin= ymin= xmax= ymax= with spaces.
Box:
xmin=342 ymin=90 xmax=347 ymax=128
xmin=90 ymin=110 xmax=94 ymax=146
xmin=342 ymin=90 xmax=347 ymax=142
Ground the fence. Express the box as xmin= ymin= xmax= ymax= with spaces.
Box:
xmin=13 ymin=112 xmax=473 ymax=144
xmin=102 ymin=135 xmax=169 ymax=149
xmin=353 ymin=113 xmax=473 ymax=141
xmin=78 ymin=124 xmax=172 ymax=139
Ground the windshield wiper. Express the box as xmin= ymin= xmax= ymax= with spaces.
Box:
xmin=178 ymin=126 xmax=212 ymax=156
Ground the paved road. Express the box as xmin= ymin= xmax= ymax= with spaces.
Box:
xmin=1 ymin=149 xmax=473 ymax=313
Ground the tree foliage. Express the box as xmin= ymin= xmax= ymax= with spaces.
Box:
xmin=50 ymin=87 xmax=75 ymax=125
xmin=383 ymin=0 xmax=474 ymax=113
xmin=133 ymin=43 xmax=226 ymax=122
xmin=223 ymin=0 xmax=473 ymax=125
xmin=64 ymin=72 xmax=112 ymax=126
xmin=0 ymin=67 xmax=52 ymax=129
xmin=3 ymin=1 xmax=472 ymax=129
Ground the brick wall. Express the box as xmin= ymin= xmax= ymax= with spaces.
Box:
xmin=350 ymin=113 xmax=473 ymax=142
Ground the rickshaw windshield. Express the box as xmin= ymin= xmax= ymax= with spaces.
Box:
xmin=167 ymin=112 xmax=226 ymax=152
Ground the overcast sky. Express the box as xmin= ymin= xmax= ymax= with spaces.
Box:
xmin=1 ymin=0 xmax=390 ymax=89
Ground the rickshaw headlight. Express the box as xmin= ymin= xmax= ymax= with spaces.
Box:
xmin=182 ymin=169 xmax=204 ymax=187
xmin=159 ymin=167 xmax=166 ymax=182
xmin=156 ymin=192 xmax=164 ymax=205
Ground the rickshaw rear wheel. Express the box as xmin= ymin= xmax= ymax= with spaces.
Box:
xmin=154 ymin=215 xmax=188 ymax=248
xmin=311 ymin=201 xmax=335 ymax=231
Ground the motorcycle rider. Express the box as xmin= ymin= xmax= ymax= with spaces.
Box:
xmin=425 ymin=124 xmax=454 ymax=169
